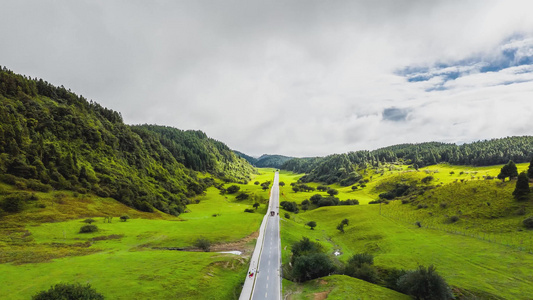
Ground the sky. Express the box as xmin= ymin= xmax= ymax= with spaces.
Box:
xmin=2 ymin=0 xmax=533 ymax=157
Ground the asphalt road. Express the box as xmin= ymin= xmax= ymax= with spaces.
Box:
xmin=251 ymin=172 xmax=281 ymax=300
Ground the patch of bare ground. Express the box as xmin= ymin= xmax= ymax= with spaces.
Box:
xmin=148 ymin=231 xmax=259 ymax=253
xmin=210 ymin=231 xmax=259 ymax=254
xmin=313 ymin=290 xmax=331 ymax=300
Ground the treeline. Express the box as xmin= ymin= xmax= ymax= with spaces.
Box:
xmin=0 ymin=66 xmax=254 ymax=214
xmin=282 ymin=138 xmax=533 ymax=184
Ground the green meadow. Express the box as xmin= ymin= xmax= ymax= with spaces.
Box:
xmin=0 ymin=170 xmax=277 ymax=299
xmin=278 ymin=165 xmax=533 ymax=299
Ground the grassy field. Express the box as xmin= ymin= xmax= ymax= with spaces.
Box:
xmin=283 ymin=275 xmax=410 ymax=300
xmin=278 ymin=165 xmax=533 ymax=299
xmin=0 ymin=169 xmax=277 ymax=299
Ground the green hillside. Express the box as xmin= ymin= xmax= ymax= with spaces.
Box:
xmin=277 ymin=164 xmax=533 ymax=299
xmin=0 ymin=66 xmax=255 ymax=214
xmin=282 ymin=137 xmax=533 ymax=185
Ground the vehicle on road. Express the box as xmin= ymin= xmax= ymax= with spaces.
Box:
xmin=270 ymin=211 xmax=275 ymax=216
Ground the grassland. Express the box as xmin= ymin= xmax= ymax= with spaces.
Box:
xmin=0 ymin=169 xmax=277 ymax=299
xmin=278 ymin=164 xmax=533 ymax=299
xmin=283 ymin=275 xmax=410 ymax=300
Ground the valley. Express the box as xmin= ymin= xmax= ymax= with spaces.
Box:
xmin=1 ymin=67 xmax=533 ymax=299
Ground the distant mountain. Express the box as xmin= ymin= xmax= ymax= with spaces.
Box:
xmin=255 ymin=154 xmax=294 ymax=168
xmin=0 ymin=66 xmax=255 ymax=214
xmin=234 ymin=152 xmax=295 ymax=169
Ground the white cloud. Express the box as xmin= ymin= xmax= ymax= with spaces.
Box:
xmin=2 ymin=0 xmax=533 ymax=156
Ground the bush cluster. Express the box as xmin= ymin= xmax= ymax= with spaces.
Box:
xmin=523 ymin=216 xmax=533 ymax=229
xmin=32 ymin=283 xmax=104 ymax=300
xmin=79 ymin=225 xmax=98 ymax=233
xmin=289 ymin=237 xmax=335 ymax=282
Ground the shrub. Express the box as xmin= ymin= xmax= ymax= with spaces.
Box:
xmin=447 ymin=215 xmax=460 ymax=223
xmin=1 ymin=193 xmax=27 ymax=212
xmin=309 ymin=194 xmax=323 ymax=205
xmin=317 ymin=197 xmax=338 ymax=207
xmin=339 ymin=199 xmax=359 ymax=205
xmin=516 ymin=207 xmax=527 ymax=216
xmin=384 ymin=268 xmax=408 ymax=291
xmin=421 ymin=176 xmax=434 ymax=184
xmin=348 ymin=253 xmax=374 ymax=267
xmin=397 ymin=265 xmax=452 ymax=300
xmin=79 ymin=225 xmax=98 ymax=233
xmin=347 ymin=262 xmax=379 ymax=283
xmin=523 ymin=216 xmax=533 ymax=229
xmin=226 ymin=185 xmax=240 ymax=194
xmin=439 ymin=202 xmax=448 ymax=209
xmin=280 ymin=201 xmax=299 ymax=213
xmin=27 ymin=179 xmax=53 ymax=192
xmin=244 ymin=208 xmax=254 ymax=213
xmin=236 ymin=193 xmax=249 ymax=200
xmin=344 ymin=253 xmax=377 ymax=283
xmin=120 ymin=215 xmax=130 ymax=222
xmin=83 ymin=218 xmax=95 ymax=224
xmin=291 ymin=237 xmax=324 ymax=261
xmin=32 ymin=283 xmax=104 ymax=300
xmin=284 ymin=213 xmax=290 ymax=219
xmin=316 ymin=185 xmax=328 ymax=191
xmin=292 ymin=253 xmax=336 ymax=282
xmin=336 ymin=222 xmax=345 ymax=233
xmin=326 ymin=188 xmax=339 ymax=196
xmin=306 ymin=221 xmax=317 ymax=230
xmin=194 ymin=237 xmax=211 ymax=252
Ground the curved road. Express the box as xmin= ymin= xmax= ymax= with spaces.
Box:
xmin=251 ymin=172 xmax=281 ymax=300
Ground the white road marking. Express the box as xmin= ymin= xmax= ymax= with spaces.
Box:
xmin=265 ymin=292 xmax=268 ymax=298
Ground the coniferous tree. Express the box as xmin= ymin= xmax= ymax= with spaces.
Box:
xmin=527 ymin=157 xmax=533 ymax=179
xmin=513 ymin=172 xmax=531 ymax=201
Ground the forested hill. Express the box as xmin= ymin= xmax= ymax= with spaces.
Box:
xmin=132 ymin=125 xmax=255 ymax=181
xmin=282 ymin=138 xmax=533 ymax=185
xmin=234 ymin=152 xmax=295 ymax=169
xmin=0 ymin=66 xmax=255 ymax=214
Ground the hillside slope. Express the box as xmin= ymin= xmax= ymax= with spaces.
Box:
xmin=282 ymin=138 xmax=533 ymax=184
xmin=0 ymin=66 xmax=254 ymax=214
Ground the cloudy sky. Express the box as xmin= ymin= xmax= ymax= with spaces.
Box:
xmin=2 ymin=0 xmax=533 ymax=157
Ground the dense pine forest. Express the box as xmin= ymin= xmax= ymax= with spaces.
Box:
xmin=0 ymin=66 xmax=254 ymax=214
xmin=282 ymin=139 xmax=533 ymax=185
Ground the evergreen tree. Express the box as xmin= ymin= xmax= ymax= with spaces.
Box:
xmin=513 ymin=172 xmax=531 ymax=201
xmin=527 ymin=157 xmax=533 ymax=179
